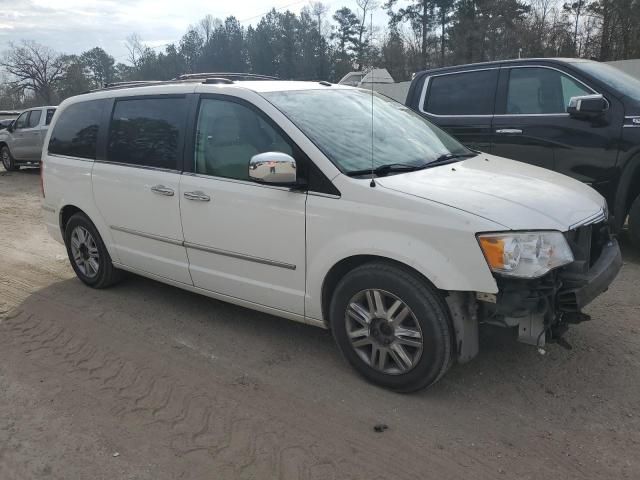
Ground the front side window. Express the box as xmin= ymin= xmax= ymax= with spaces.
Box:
xmin=108 ymin=97 xmax=186 ymax=169
xmin=265 ymin=89 xmax=470 ymax=174
xmin=424 ymin=69 xmax=498 ymax=115
xmin=48 ymin=100 xmax=104 ymax=159
xmin=194 ymin=98 xmax=293 ymax=180
xmin=14 ymin=112 xmax=29 ymax=130
xmin=46 ymin=109 xmax=56 ymax=125
xmin=27 ymin=109 xmax=41 ymax=128
xmin=506 ymin=67 xmax=592 ymax=115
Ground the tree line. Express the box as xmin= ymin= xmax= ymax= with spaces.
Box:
xmin=1 ymin=0 xmax=638 ymax=109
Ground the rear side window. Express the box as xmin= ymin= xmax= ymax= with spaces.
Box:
xmin=46 ymin=109 xmax=56 ymax=125
xmin=48 ymin=100 xmax=104 ymax=159
xmin=107 ymin=97 xmax=186 ymax=170
xmin=424 ymin=70 xmax=498 ymax=115
xmin=27 ymin=110 xmax=41 ymax=128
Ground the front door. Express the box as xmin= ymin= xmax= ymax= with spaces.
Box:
xmin=91 ymin=96 xmax=192 ymax=284
xmin=23 ymin=108 xmax=44 ymax=161
xmin=492 ymin=66 xmax=619 ymax=185
xmin=10 ymin=111 xmax=31 ymax=160
xmin=417 ymin=68 xmax=499 ymax=152
xmin=179 ymin=96 xmax=306 ymax=315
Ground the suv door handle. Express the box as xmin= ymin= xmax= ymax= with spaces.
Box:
xmin=150 ymin=185 xmax=175 ymax=196
xmin=495 ymin=128 xmax=523 ymax=134
xmin=183 ymin=191 xmax=211 ymax=202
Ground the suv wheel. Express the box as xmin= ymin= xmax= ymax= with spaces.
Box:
xmin=329 ymin=262 xmax=453 ymax=392
xmin=64 ymin=213 xmax=123 ymax=288
xmin=1 ymin=146 xmax=19 ymax=171
xmin=629 ymin=194 xmax=640 ymax=248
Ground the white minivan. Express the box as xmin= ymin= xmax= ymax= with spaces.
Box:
xmin=42 ymin=76 xmax=622 ymax=392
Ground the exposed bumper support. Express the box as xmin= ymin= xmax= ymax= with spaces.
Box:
xmin=446 ymin=292 xmax=479 ymax=363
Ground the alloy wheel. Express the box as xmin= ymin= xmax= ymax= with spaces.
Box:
xmin=70 ymin=226 xmax=100 ymax=278
xmin=345 ymin=289 xmax=424 ymax=375
xmin=1 ymin=148 xmax=10 ymax=170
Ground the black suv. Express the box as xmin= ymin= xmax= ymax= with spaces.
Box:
xmin=406 ymin=58 xmax=640 ymax=246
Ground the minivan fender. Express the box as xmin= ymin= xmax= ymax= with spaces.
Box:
xmin=306 ymin=229 xmax=498 ymax=324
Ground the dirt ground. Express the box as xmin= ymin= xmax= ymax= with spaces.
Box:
xmin=0 ymin=168 xmax=639 ymax=480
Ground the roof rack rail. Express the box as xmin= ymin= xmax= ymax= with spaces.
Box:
xmin=176 ymin=72 xmax=279 ymax=81
xmin=84 ymin=72 xmax=280 ymax=94
xmin=203 ymin=78 xmax=234 ymax=84
xmin=98 ymin=80 xmax=166 ymax=91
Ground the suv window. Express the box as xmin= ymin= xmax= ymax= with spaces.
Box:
xmin=45 ymin=109 xmax=56 ymax=125
xmin=48 ymin=100 xmax=104 ymax=159
xmin=506 ymin=67 xmax=592 ymax=115
xmin=194 ymin=98 xmax=293 ymax=180
xmin=27 ymin=109 xmax=41 ymax=128
xmin=14 ymin=112 xmax=29 ymax=130
xmin=424 ymin=69 xmax=498 ymax=115
xmin=108 ymin=97 xmax=186 ymax=170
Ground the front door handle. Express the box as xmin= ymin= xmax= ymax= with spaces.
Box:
xmin=150 ymin=185 xmax=175 ymax=196
xmin=184 ymin=191 xmax=211 ymax=202
xmin=495 ymin=128 xmax=523 ymax=134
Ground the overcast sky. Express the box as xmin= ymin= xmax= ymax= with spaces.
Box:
xmin=0 ymin=0 xmax=387 ymax=63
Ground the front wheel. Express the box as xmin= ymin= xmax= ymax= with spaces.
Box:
xmin=64 ymin=213 xmax=123 ymax=288
xmin=329 ymin=262 xmax=453 ymax=392
xmin=1 ymin=146 xmax=19 ymax=171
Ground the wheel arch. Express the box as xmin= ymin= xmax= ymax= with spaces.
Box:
xmin=59 ymin=204 xmax=86 ymax=238
xmin=320 ymin=254 xmax=442 ymax=329
xmin=614 ymin=150 xmax=640 ymax=231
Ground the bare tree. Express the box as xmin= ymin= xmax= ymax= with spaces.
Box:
xmin=0 ymin=40 xmax=65 ymax=104
xmin=355 ymin=0 xmax=377 ymax=69
xmin=125 ymin=33 xmax=145 ymax=67
xmin=310 ymin=1 xmax=329 ymax=36
xmin=198 ymin=14 xmax=216 ymax=43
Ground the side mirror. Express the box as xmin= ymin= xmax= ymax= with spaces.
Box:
xmin=6 ymin=122 xmax=13 ymax=133
xmin=567 ymin=94 xmax=608 ymax=119
xmin=248 ymin=152 xmax=297 ymax=186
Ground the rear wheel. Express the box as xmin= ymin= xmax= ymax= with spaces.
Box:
xmin=1 ymin=146 xmax=19 ymax=171
xmin=329 ymin=262 xmax=453 ymax=392
xmin=64 ymin=213 xmax=123 ymax=288
xmin=629 ymin=194 xmax=640 ymax=248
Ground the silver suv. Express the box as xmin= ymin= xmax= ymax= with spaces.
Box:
xmin=0 ymin=106 xmax=56 ymax=171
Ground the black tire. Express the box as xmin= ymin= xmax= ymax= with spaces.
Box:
xmin=64 ymin=213 xmax=123 ymax=288
xmin=629 ymin=194 xmax=640 ymax=248
xmin=329 ymin=262 xmax=453 ymax=393
xmin=1 ymin=146 xmax=19 ymax=171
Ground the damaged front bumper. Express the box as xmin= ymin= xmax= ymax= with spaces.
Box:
xmin=449 ymin=224 xmax=622 ymax=363
xmin=557 ymin=238 xmax=622 ymax=312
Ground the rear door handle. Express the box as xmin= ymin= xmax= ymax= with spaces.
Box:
xmin=495 ymin=128 xmax=523 ymax=134
xmin=183 ymin=191 xmax=211 ymax=202
xmin=150 ymin=185 xmax=175 ymax=196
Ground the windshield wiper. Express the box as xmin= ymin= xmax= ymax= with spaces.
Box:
xmin=426 ymin=152 xmax=478 ymax=167
xmin=346 ymin=163 xmax=427 ymax=178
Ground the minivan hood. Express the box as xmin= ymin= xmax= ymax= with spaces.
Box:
xmin=376 ymin=154 xmax=605 ymax=231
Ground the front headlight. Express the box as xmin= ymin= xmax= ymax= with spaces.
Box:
xmin=477 ymin=231 xmax=574 ymax=278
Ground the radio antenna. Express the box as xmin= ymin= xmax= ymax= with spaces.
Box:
xmin=369 ymin=12 xmax=375 ymax=188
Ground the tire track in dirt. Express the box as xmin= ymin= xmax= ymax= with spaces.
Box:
xmin=3 ymin=285 xmax=625 ymax=479
xmin=2 ymin=308 xmax=473 ymax=480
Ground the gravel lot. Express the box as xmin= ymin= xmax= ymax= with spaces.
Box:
xmin=1 ymin=168 xmax=639 ymax=480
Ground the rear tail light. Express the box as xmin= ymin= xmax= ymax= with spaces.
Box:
xmin=40 ymin=157 xmax=45 ymax=197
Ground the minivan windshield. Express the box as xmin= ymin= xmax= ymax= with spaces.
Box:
xmin=263 ymin=89 xmax=473 ymax=175
xmin=573 ymin=61 xmax=640 ymax=102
